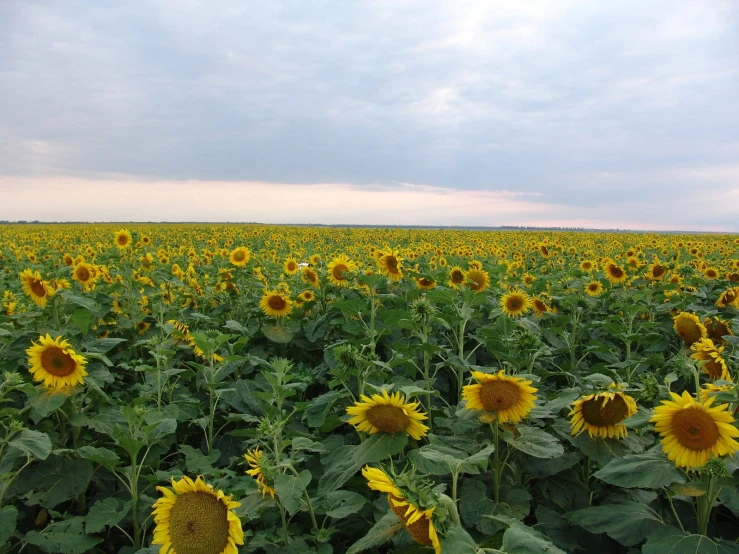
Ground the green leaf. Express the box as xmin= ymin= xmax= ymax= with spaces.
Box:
xmin=8 ymin=429 xmax=52 ymax=460
xmin=181 ymin=445 xmax=220 ymax=475
xmin=569 ymin=501 xmax=664 ymax=546
xmin=305 ymin=390 xmax=345 ymax=427
xmin=12 ymin=456 xmax=93 ymax=509
xmin=29 ymin=390 xmax=68 ymax=418
xmin=262 ymin=324 xmax=293 ymax=343
xmin=642 ymin=525 xmax=739 ymax=554
xmin=25 ymin=517 xmax=102 ymax=553
xmin=78 ymin=446 xmax=121 ymax=470
xmin=357 ymin=433 xmax=409 ymax=463
xmin=224 ymin=319 xmax=248 ymax=333
xmin=593 ymin=449 xmax=685 ymax=489
xmin=325 ymin=490 xmax=367 ymax=518
xmin=70 ymin=308 xmax=92 ymax=334
xmin=274 ymin=470 xmax=312 ymax=514
xmin=85 ymin=497 xmax=131 ymax=533
xmin=504 ymin=426 xmax=563 ymax=459
xmin=501 ymin=524 xmax=568 ymax=554
xmin=346 ymin=511 xmax=403 ymax=554
xmin=88 ymin=337 xmax=127 ymax=353
xmin=440 ymin=524 xmax=478 ymax=554
xmin=0 ymin=506 xmax=17 ymax=546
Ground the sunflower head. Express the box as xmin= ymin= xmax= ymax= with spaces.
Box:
xmin=704 ymin=317 xmax=733 ymax=345
xmin=283 ymin=257 xmax=299 ymax=275
xmin=690 ymin=338 xmax=731 ymax=381
xmin=378 ymin=250 xmax=403 ymax=281
xmin=650 ymin=391 xmax=739 ymax=469
xmin=500 ymin=289 xmax=531 ymax=318
xmin=259 ymin=289 xmax=293 ymax=318
xmin=327 ymin=255 xmax=357 ymax=287
xmin=346 ymin=390 xmax=429 ymax=440
xmin=462 ymin=370 xmax=537 ymax=424
xmin=229 ymin=247 xmax=251 ymax=267
xmin=465 ymin=268 xmax=490 ymax=293
xmin=569 ymin=384 xmax=637 ymax=440
xmin=448 ymin=266 xmax=466 ymax=288
xmin=20 ymin=269 xmax=55 ymax=308
xmin=673 ymin=312 xmax=707 ymax=345
xmin=604 ymin=260 xmax=627 ymax=283
xmin=585 ymin=281 xmax=604 ymax=297
xmin=114 ymin=229 xmax=132 ymax=249
xmin=26 ymin=334 xmax=87 ymax=390
xmin=244 ymin=448 xmax=277 ymax=498
xmin=152 ymin=475 xmax=244 ymax=554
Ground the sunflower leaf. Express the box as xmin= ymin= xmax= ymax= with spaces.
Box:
xmin=346 ymin=510 xmax=403 ymax=554
xmin=642 ymin=525 xmax=739 ymax=554
xmin=593 ymin=449 xmax=685 ymax=489
xmin=568 ymin=501 xmax=664 ymax=546
xmin=8 ymin=429 xmax=52 ymax=460
xmin=0 ymin=506 xmax=17 ymax=547
xmin=85 ymin=498 xmax=131 ymax=533
xmin=25 ymin=517 xmax=102 ymax=553
xmin=504 ymin=426 xmax=563 ymax=459
xmin=274 ymin=470 xmax=312 ymax=514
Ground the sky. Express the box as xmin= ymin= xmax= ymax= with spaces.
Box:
xmin=1 ymin=1 xmax=738 ymax=230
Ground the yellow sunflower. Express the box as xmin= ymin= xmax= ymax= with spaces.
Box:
xmin=26 ymin=334 xmax=87 ymax=389
xmin=585 ymin=281 xmax=604 ymax=297
xmin=691 ymin=338 xmax=731 ymax=381
xmin=297 ymin=290 xmax=315 ymax=303
xmin=152 ymin=476 xmax=244 ymax=554
xmin=301 ymin=266 xmax=320 ymax=287
xmin=650 ymin=391 xmax=739 ymax=469
xmin=72 ymin=262 xmax=96 ymax=287
xmin=465 ymin=268 xmax=490 ymax=293
xmin=283 ymin=257 xmax=299 ymax=275
xmin=447 ymin=266 xmax=466 ymax=289
xmin=704 ymin=317 xmax=733 ymax=346
xmin=673 ymin=312 xmax=707 ymax=345
xmin=604 ymin=260 xmax=627 ymax=284
xmin=699 ymin=383 xmax=735 ymax=405
xmin=378 ymin=250 xmax=404 ymax=282
xmin=531 ymin=297 xmax=549 ymax=316
xmin=414 ymin=277 xmax=436 ymax=290
xmin=114 ymin=229 xmax=132 ymax=249
xmin=362 ymin=467 xmax=441 ymax=554
xmin=244 ymin=448 xmax=276 ymax=498
xmin=327 ymin=255 xmax=357 ymax=287
xmin=229 ymin=247 xmax=251 ymax=267
xmin=646 ymin=262 xmax=667 ymax=280
xmin=462 ymin=370 xmax=537 ymax=423
xmin=715 ymin=287 xmax=739 ymax=308
xmin=500 ymin=289 xmax=531 ymax=318
xmin=20 ymin=269 xmax=55 ymax=308
xmin=346 ymin=390 xmax=429 ymax=440
xmin=569 ymin=385 xmax=637 ymax=439
xmin=259 ymin=289 xmax=293 ymax=318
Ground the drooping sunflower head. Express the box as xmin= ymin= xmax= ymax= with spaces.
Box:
xmin=26 ymin=334 xmax=87 ymax=390
xmin=569 ymin=384 xmax=638 ymax=440
xmin=585 ymin=280 xmax=604 ymax=297
xmin=690 ymin=338 xmax=731 ymax=381
xmin=20 ymin=269 xmax=55 ymax=307
xmin=229 ymin=247 xmax=251 ymax=267
xmin=414 ymin=276 xmax=436 ymax=290
xmin=447 ymin=266 xmax=466 ymax=288
xmin=673 ymin=312 xmax=707 ymax=345
xmin=500 ymin=289 xmax=531 ymax=318
xmin=462 ymin=370 xmax=537 ymax=424
xmin=531 ymin=297 xmax=549 ymax=316
xmin=465 ymin=268 xmax=490 ymax=293
xmin=650 ymin=391 xmax=739 ymax=469
xmin=152 ymin=475 xmax=244 ymax=554
xmin=114 ymin=229 xmax=132 ymax=249
xmin=301 ymin=266 xmax=320 ymax=287
xmin=259 ymin=289 xmax=293 ymax=318
xmin=704 ymin=317 xmax=733 ymax=345
xmin=346 ymin=390 xmax=429 ymax=440
xmin=327 ymin=255 xmax=357 ymax=287
xmin=716 ymin=287 xmax=739 ymax=308
xmin=244 ymin=448 xmax=277 ymax=498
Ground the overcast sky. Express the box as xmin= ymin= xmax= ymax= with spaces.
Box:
xmin=1 ymin=1 xmax=738 ymax=230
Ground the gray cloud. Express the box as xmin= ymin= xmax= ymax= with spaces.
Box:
xmin=1 ymin=0 xmax=738 ymax=224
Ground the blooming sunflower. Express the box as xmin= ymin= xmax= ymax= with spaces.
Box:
xmin=283 ymin=257 xmax=299 ymax=275
xmin=297 ymin=290 xmax=315 ymax=303
xmin=378 ymin=250 xmax=403 ymax=282
xmin=362 ymin=467 xmax=441 ymax=554
xmin=114 ymin=229 xmax=132 ymax=249
xmin=691 ymin=338 xmax=731 ymax=381
xmin=604 ymin=260 xmax=627 ymax=284
xmin=152 ymin=476 xmax=244 ymax=554
xmin=72 ymin=262 xmax=96 ymax=287
xmin=26 ymin=334 xmax=87 ymax=389
xmin=259 ymin=289 xmax=293 ymax=318
xmin=699 ymin=383 xmax=735 ymax=404
xmin=569 ymin=385 xmax=637 ymax=439
xmin=229 ymin=247 xmax=251 ymax=267
xmin=673 ymin=312 xmax=707 ymax=345
xmin=414 ymin=277 xmax=436 ymax=290
xmin=447 ymin=266 xmax=466 ymax=289
xmin=244 ymin=448 xmax=276 ymax=498
xmin=20 ymin=269 xmax=55 ymax=308
xmin=500 ymin=289 xmax=531 ymax=318
xmin=301 ymin=266 xmax=320 ymax=287
xmin=531 ymin=297 xmax=549 ymax=316
xmin=715 ymin=287 xmax=739 ymax=308
xmin=585 ymin=281 xmax=604 ymax=297
xmin=704 ymin=317 xmax=733 ymax=345
xmin=327 ymin=255 xmax=357 ymax=287
xmin=650 ymin=391 xmax=739 ymax=469
xmin=647 ymin=262 xmax=667 ymax=280
xmin=346 ymin=390 xmax=429 ymax=440
xmin=465 ymin=268 xmax=490 ymax=293
xmin=462 ymin=370 xmax=537 ymax=423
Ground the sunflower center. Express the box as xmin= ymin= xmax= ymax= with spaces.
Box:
xmin=507 ymin=297 xmax=522 ymax=311
xmin=478 ymin=380 xmax=521 ymax=412
xmin=333 ymin=264 xmax=348 ymax=280
xmin=419 ymin=278 xmax=432 ymax=287
xmin=652 ymin=265 xmax=665 ymax=277
xmin=676 ymin=319 xmax=702 ymax=344
xmin=581 ymin=395 xmax=629 ymax=426
xmin=672 ymin=407 xmax=720 ymax=451
xmin=610 ymin=266 xmax=623 ymax=278
xmin=450 ymin=270 xmax=464 ymax=284
xmin=287 ymin=262 xmax=296 ymax=271
xmin=30 ymin=279 xmax=47 ymax=298
xmin=117 ymin=235 xmax=128 ymax=245
xmin=76 ymin=267 xmax=91 ymax=282
xmin=366 ymin=405 xmax=410 ymax=434
xmin=588 ymin=284 xmax=599 ymax=291
xmin=385 ymin=256 xmax=398 ymax=271
xmin=387 ymin=496 xmax=433 ymax=547
xmin=233 ymin=251 xmax=245 ymax=262
xmin=168 ymin=491 xmax=230 ymax=554
xmin=268 ymin=295 xmax=287 ymax=311
xmin=40 ymin=346 xmax=76 ymax=376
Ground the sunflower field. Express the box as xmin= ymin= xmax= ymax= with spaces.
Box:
xmin=1 ymin=224 xmax=738 ymax=554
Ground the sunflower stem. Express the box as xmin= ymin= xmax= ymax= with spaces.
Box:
xmin=665 ymin=490 xmax=685 ymax=532
xmin=491 ymin=421 xmax=501 ymax=504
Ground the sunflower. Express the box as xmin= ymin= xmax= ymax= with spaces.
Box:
xmin=704 ymin=317 xmax=733 ymax=345
xmin=229 ymin=247 xmax=251 ymax=267
xmin=283 ymin=257 xmax=299 ymax=275
xmin=72 ymin=262 xmax=95 ymax=287
xmin=346 ymin=390 xmax=429 ymax=440
xmin=500 ymin=289 xmax=530 ymax=318
xmin=447 ymin=266 xmax=466 ymax=288
xmin=691 ymin=338 xmax=731 ymax=381
xmin=531 ymin=297 xmax=549 ymax=316
xmin=152 ymin=476 xmax=244 ymax=554
xmin=26 ymin=334 xmax=87 ymax=389
xmin=604 ymin=260 xmax=627 ymax=284
xmin=580 ymin=260 xmax=594 ymax=271
xmin=699 ymin=383 xmax=735 ymax=404
xmin=569 ymin=385 xmax=637 ymax=439
xmin=244 ymin=448 xmax=276 ymax=498
xmin=259 ymin=289 xmax=293 ymax=318
xmin=465 ymin=268 xmax=490 ymax=293
xmin=650 ymin=391 xmax=739 ymax=469
xmin=301 ymin=266 xmax=320 ymax=287
xmin=673 ymin=312 xmax=707 ymax=345
xmin=414 ymin=277 xmax=436 ymax=290
xmin=20 ymin=269 xmax=55 ymax=307
xmin=647 ymin=262 xmax=667 ymax=280
xmin=462 ymin=370 xmax=537 ymax=423
xmin=362 ymin=467 xmax=441 ymax=554
xmin=297 ymin=290 xmax=315 ymax=303
xmin=378 ymin=250 xmax=403 ymax=281
xmin=327 ymin=255 xmax=356 ymax=287
xmin=715 ymin=287 xmax=739 ymax=308
xmin=704 ymin=267 xmax=720 ymax=279
xmin=585 ymin=281 xmax=604 ymax=297
xmin=114 ymin=229 xmax=132 ymax=249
